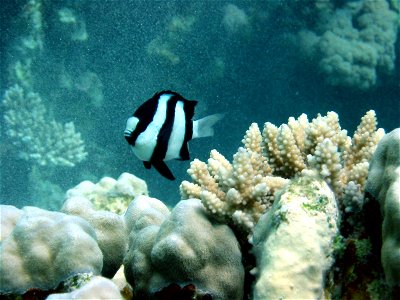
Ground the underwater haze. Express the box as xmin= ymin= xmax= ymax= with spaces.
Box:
xmin=1 ymin=0 xmax=399 ymax=209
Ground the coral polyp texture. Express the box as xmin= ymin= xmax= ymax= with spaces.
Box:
xmin=180 ymin=110 xmax=384 ymax=235
xmin=2 ymin=85 xmax=87 ymax=167
xmin=366 ymin=128 xmax=400 ymax=287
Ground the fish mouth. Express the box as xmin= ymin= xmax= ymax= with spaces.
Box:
xmin=124 ymin=129 xmax=132 ymax=137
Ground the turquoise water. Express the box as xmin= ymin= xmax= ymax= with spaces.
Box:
xmin=1 ymin=0 xmax=399 ymax=209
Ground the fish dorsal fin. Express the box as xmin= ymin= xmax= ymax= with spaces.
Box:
xmin=151 ymin=160 xmax=175 ymax=180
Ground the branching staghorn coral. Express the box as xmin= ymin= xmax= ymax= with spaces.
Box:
xmin=180 ymin=123 xmax=289 ymax=234
xmin=3 ymin=85 xmax=87 ymax=167
xmin=180 ymin=110 xmax=384 ymax=235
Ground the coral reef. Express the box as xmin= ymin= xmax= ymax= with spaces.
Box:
xmin=252 ymin=176 xmax=339 ymax=299
xmin=147 ymin=14 xmax=196 ymax=65
xmin=222 ymin=4 xmax=250 ymax=34
xmin=2 ymin=85 xmax=87 ymax=167
xmin=366 ymin=128 xmax=400 ymax=287
xmin=180 ymin=110 xmax=384 ymax=235
xmin=56 ymin=7 xmax=88 ymax=42
xmin=123 ymin=196 xmax=244 ymax=299
xmin=0 ymin=206 xmax=103 ymax=294
xmin=298 ymin=0 xmax=399 ymax=89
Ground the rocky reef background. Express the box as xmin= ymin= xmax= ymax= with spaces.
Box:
xmin=0 ymin=0 xmax=399 ymax=209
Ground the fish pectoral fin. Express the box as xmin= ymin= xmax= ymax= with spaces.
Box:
xmin=152 ymin=160 xmax=175 ymax=181
xmin=143 ymin=161 xmax=151 ymax=169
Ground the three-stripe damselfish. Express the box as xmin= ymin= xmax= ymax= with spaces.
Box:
xmin=124 ymin=90 xmax=223 ymax=180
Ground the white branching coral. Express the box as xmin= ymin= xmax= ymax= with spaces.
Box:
xmin=180 ymin=111 xmax=384 ymax=235
xmin=3 ymin=85 xmax=87 ymax=167
xmin=181 ymin=123 xmax=289 ymax=235
xmin=265 ymin=110 xmax=384 ymax=196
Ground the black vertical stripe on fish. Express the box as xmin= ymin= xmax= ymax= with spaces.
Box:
xmin=179 ymin=100 xmax=196 ymax=160
xmin=125 ymin=92 xmax=159 ymax=146
xmin=151 ymin=94 xmax=179 ymax=161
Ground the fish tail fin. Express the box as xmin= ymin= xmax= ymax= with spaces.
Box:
xmin=193 ymin=113 xmax=224 ymax=139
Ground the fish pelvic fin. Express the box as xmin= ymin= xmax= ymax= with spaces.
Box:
xmin=192 ymin=113 xmax=224 ymax=139
xmin=151 ymin=160 xmax=175 ymax=180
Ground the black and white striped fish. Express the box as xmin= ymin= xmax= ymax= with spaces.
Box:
xmin=124 ymin=90 xmax=223 ymax=180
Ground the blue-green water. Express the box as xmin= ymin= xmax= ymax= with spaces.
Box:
xmin=1 ymin=0 xmax=399 ymax=209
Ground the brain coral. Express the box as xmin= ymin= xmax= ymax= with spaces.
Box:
xmin=0 ymin=206 xmax=103 ymax=294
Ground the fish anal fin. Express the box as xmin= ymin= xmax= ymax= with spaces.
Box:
xmin=143 ymin=161 xmax=151 ymax=169
xmin=179 ymin=142 xmax=190 ymax=161
xmin=152 ymin=160 xmax=175 ymax=180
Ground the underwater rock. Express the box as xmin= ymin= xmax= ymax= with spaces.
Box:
xmin=124 ymin=197 xmax=244 ymax=300
xmin=0 ymin=206 xmax=103 ymax=294
xmin=252 ymin=176 xmax=339 ymax=299
xmin=366 ymin=128 xmax=400 ymax=287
